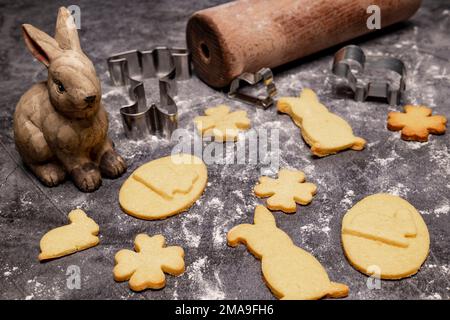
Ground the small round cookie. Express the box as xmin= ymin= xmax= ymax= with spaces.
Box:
xmin=119 ymin=154 xmax=207 ymax=220
xmin=341 ymin=193 xmax=429 ymax=279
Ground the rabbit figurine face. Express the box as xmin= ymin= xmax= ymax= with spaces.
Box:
xmin=46 ymin=51 xmax=101 ymax=119
xmin=14 ymin=7 xmax=126 ymax=192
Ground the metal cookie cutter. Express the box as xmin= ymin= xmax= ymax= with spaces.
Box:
xmin=228 ymin=68 xmax=277 ymax=109
xmin=332 ymin=45 xmax=406 ymax=105
xmin=107 ymin=47 xmax=191 ymax=139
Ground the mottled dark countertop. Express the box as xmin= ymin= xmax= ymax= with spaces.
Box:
xmin=0 ymin=0 xmax=449 ymax=300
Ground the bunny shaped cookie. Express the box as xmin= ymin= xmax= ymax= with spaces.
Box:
xmin=227 ymin=205 xmax=349 ymax=300
xmin=14 ymin=7 xmax=126 ymax=192
xmin=277 ymin=88 xmax=366 ymax=157
xmin=39 ymin=209 xmax=99 ymax=261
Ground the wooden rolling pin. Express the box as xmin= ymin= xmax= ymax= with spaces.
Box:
xmin=186 ymin=0 xmax=421 ymax=88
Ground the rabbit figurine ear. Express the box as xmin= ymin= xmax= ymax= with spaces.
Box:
xmin=254 ymin=205 xmax=276 ymax=227
xmin=54 ymin=7 xmax=82 ymax=52
xmin=22 ymin=24 xmax=63 ymax=67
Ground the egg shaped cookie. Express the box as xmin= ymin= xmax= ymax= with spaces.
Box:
xmin=341 ymin=193 xmax=429 ymax=279
xmin=119 ymin=154 xmax=207 ymax=220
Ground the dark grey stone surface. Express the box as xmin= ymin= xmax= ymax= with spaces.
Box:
xmin=0 ymin=0 xmax=449 ymax=300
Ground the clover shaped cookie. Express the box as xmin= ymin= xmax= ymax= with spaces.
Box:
xmin=387 ymin=105 xmax=447 ymax=142
xmin=194 ymin=105 xmax=251 ymax=142
xmin=114 ymin=234 xmax=184 ymax=291
xmin=254 ymin=169 xmax=317 ymax=213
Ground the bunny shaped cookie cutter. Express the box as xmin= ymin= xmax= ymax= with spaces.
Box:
xmin=107 ymin=47 xmax=191 ymax=139
xmin=332 ymin=45 xmax=406 ymax=105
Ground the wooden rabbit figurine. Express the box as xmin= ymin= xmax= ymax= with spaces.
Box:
xmin=14 ymin=7 xmax=126 ymax=192
xmin=39 ymin=209 xmax=99 ymax=261
xmin=227 ymin=205 xmax=349 ymax=300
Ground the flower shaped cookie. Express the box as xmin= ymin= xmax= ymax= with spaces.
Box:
xmin=114 ymin=234 xmax=184 ymax=291
xmin=254 ymin=169 xmax=317 ymax=213
xmin=194 ymin=105 xmax=251 ymax=142
xmin=387 ymin=105 xmax=447 ymax=142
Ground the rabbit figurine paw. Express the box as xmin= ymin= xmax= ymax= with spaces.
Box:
xmin=13 ymin=7 xmax=126 ymax=192
xmin=29 ymin=162 xmax=67 ymax=187
xmin=71 ymin=163 xmax=103 ymax=193
xmin=99 ymin=149 xmax=128 ymax=178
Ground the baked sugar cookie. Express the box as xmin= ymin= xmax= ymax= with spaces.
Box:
xmin=114 ymin=234 xmax=184 ymax=291
xmin=387 ymin=105 xmax=447 ymax=142
xmin=341 ymin=194 xmax=430 ymax=279
xmin=119 ymin=154 xmax=207 ymax=220
xmin=39 ymin=209 xmax=99 ymax=261
xmin=194 ymin=105 xmax=250 ymax=142
xmin=254 ymin=169 xmax=317 ymax=213
xmin=277 ymin=88 xmax=366 ymax=157
xmin=228 ymin=205 xmax=349 ymax=300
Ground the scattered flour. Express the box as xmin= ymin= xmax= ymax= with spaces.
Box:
xmin=300 ymin=223 xmax=315 ymax=234
xmin=2 ymin=266 xmax=18 ymax=278
xmin=212 ymin=225 xmax=225 ymax=249
xmin=386 ymin=183 xmax=409 ymax=198
xmin=434 ymin=203 xmax=449 ymax=218
xmin=211 ymin=196 xmax=245 ymax=249
xmin=19 ymin=192 xmax=33 ymax=206
xmin=302 ymin=164 xmax=315 ymax=175
xmin=231 ymin=190 xmax=244 ymax=201
xmin=181 ymin=210 xmax=203 ymax=248
xmin=340 ymin=190 xmax=355 ymax=209
xmin=367 ymin=140 xmax=380 ymax=148
xmin=187 ymin=256 xmax=225 ymax=299
xmin=172 ymin=282 xmax=179 ymax=300
xmin=21 ymin=275 xmax=65 ymax=300
xmin=406 ymin=141 xmax=428 ymax=150
xmin=207 ymin=197 xmax=224 ymax=211
xmin=424 ymin=293 xmax=442 ymax=300
xmin=373 ymin=149 xmax=398 ymax=167
xmin=428 ymin=136 xmax=450 ymax=175
xmin=441 ymin=265 xmax=450 ymax=276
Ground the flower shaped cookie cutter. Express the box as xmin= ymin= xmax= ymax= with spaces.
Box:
xmin=107 ymin=47 xmax=191 ymax=140
xmin=332 ymin=45 xmax=406 ymax=105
